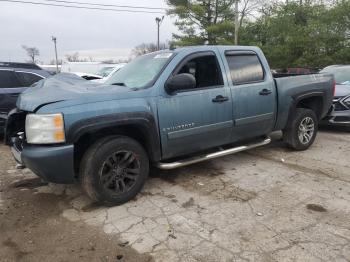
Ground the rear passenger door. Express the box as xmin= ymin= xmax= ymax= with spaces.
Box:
xmin=0 ymin=69 xmax=26 ymax=115
xmin=221 ymin=50 xmax=276 ymax=140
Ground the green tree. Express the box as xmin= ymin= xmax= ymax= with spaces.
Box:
xmin=240 ymin=1 xmax=350 ymax=69
xmin=167 ymin=0 xmax=236 ymax=46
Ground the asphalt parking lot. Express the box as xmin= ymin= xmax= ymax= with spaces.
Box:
xmin=1 ymin=128 xmax=350 ymax=262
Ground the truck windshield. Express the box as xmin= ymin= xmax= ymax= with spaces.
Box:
xmin=105 ymin=52 xmax=174 ymax=88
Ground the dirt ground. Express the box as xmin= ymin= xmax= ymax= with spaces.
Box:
xmin=0 ymin=138 xmax=152 ymax=262
xmin=0 ymin=128 xmax=350 ymax=262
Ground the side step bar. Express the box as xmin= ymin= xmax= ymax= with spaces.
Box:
xmin=156 ymin=136 xmax=271 ymax=170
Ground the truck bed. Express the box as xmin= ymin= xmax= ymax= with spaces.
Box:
xmin=273 ymin=73 xmax=334 ymax=131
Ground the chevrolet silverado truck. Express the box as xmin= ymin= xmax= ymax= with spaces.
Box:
xmin=5 ymin=46 xmax=334 ymax=205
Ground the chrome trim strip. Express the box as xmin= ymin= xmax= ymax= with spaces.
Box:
xmin=235 ymin=112 xmax=274 ymax=126
xmin=329 ymin=118 xmax=350 ymax=124
xmin=167 ymin=120 xmax=233 ymax=140
xmin=14 ymin=70 xmax=45 ymax=79
xmin=157 ymin=136 xmax=271 ymax=169
xmin=339 ymin=95 xmax=350 ymax=110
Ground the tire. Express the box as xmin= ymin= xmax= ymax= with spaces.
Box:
xmin=80 ymin=136 xmax=149 ymax=206
xmin=283 ymin=108 xmax=318 ymax=151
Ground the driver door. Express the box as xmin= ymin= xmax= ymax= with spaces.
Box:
xmin=157 ymin=52 xmax=233 ymax=159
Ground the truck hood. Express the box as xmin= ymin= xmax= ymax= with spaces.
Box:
xmin=17 ymin=73 xmax=134 ymax=112
xmin=335 ymin=84 xmax=350 ymax=98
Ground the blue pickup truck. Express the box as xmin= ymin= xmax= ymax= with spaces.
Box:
xmin=5 ymin=46 xmax=334 ymax=205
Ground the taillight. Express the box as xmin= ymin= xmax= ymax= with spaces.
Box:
xmin=332 ymin=80 xmax=336 ymax=97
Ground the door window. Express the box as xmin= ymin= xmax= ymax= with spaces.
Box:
xmin=176 ymin=54 xmax=223 ymax=89
xmin=225 ymin=53 xmax=264 ymax=85
xmin=15 ymin=72 xmax=43 ymax=86
xmin=0 ymin=70 xmax=22 ymax=88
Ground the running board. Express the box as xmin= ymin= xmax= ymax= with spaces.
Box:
xmin=156 ymin=136 xmax=271 ymax=170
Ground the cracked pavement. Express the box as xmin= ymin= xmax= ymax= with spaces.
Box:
xmin=1 ymin=129 xmax=350 ymax=261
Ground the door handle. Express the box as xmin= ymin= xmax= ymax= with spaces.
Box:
xmin=212 ymin=95 xmax=229 ymax=103
xmin=259 ymin=89 xmax=272 ymax=96
xmin=10 ymin=94 xmax=19 ymax=97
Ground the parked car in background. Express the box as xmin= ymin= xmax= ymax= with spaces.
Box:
xmin=71 ymin=64 xmax=126 ymax=82
xmin=0 ymin=62 xmax=51 ymax=133
xmin=72 ymin=72 xmax=103 ymax=81
xmin=5 ymin=46 xmax=334 ymax=205
xmin=93 ymin=63 xmax=126 ymax=83
xmin=61 ymin=62 xmax=124 ymax=81
xmin=320 ymin=65 xmax=350 ymax=129
xmin=39 ymin=64 xmax=61 ymax=75
xmin=61 ymin=61 xmax=106 ymax=74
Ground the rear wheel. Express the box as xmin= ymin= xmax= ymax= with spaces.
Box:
xmin=80 ymin=136 xmax=149 ymax=206
xmin=283 ymin=108 xmax=318 ymax=151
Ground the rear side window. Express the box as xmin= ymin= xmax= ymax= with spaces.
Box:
xmin=0 ymin=70 xmax=22 ymax=88
xmin=16 ymin=72 xmax=43 ymax=86
xmin=225 ymin=53 xmax=264 ymax=85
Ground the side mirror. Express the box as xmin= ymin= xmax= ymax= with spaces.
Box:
xmin=165 ymin=73 xmax=196 ymax=94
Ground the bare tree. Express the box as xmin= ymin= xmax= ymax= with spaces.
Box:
xmin=22 ymin=45 xmax=40 ymax=63
xmin=101 ymin=59 xmax=115 ymax=64
xmin=49 ymin=59 xmax=62 ymax=65
xmin=131 ymin=42 xmax=169 ymax=57
xmin=65 ymin=52 xmax=81 ymax=62
xmin=235 ymin=0 xmax=265 ymax=43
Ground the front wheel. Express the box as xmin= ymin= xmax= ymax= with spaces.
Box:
xmin=80 ymin=136 xmax=149 ymax=206
xmin=283 ymin=108 xmax=318 ymax=151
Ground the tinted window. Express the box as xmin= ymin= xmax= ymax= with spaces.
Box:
xmin=226 ymin=54 xmax=264 ymax=85
xmin=177 ymin=55 xmax=223 ymax=89
xmin=16 ymin=72 xmax=43 ymax=86
xmin=0 ymin=70 xmax=22 ymax=88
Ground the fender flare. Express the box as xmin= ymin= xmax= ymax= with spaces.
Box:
xmin=285 ymin=91 xmax=325 ymax=129
xmin=66 ymin=112 xmax=161 ymax=162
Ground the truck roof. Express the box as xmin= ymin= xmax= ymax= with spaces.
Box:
xmin=169 ymin=45 xmax=262 ymax=54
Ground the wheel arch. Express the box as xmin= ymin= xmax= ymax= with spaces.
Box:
xmin=286 ymin=92 xmax=325 ymax=128
xmin=295 ymin=94 xmax=324 ymax=120
xmin=66 ymin=112 xmax=161 ymax=175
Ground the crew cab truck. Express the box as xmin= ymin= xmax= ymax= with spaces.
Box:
xmin=5 ymin=46 xmax=334 ymax=205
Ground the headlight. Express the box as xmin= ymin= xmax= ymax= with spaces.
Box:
xmin=25 ymin=113 xmax=65 ymax=144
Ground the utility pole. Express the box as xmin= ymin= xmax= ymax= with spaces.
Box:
xmin=51 ymin=36 xmax=59 ymax=73
xmin=234 ymin=0 xmax=239 ymax=45
xmin=155 ymin=16 xmax=164 ymax=50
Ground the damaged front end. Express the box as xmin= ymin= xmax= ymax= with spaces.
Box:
xmin=5 ymin=108 xmax=76 ymax=183
xmin=5 ymin=109 xmax=28 ymax=165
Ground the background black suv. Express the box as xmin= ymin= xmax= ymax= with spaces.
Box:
xmin=0 ymin=62 xmax=51 ymax=133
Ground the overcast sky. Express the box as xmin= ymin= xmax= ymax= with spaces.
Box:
xmin=0 ymin=0 xmax=177 ymax=63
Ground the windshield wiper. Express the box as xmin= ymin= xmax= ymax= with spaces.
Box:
xmin=112 ymin=82 xmax=126 ymax=86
